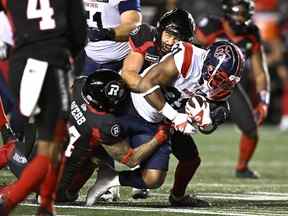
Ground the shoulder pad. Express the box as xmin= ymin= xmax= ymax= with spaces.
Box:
xmin=129 ymin=24 xmax=157 ymax=51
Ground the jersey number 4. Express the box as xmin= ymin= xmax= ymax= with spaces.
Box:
xmin=27 ymin=0 xmax=56 ymax=30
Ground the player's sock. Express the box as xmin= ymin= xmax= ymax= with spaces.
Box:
xmin=3 ymin=154 xmax=50 ymax=211
xmin=0 ymin=141 xmax=15 ymax=169
xmin=0 ymin=97 xmax=8 ymax=129
xmin=119 ymin=168 xmax=147 ymax=189
xmin=236 ymin=133 xmax=257 ymax=171
xmin=171 ymin=157 xmax=201 ymax=197
xmin=39 ymin=162 xmax=58 ymax=213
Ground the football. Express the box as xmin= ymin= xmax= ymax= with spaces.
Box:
xmin=185 ymin=94 xmax=212 ymax=127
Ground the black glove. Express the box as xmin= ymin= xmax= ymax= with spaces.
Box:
xmin=87 ymin=27 xmax=115 ymax=42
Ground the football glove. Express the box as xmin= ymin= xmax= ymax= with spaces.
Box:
xmin=87 ymin=27 xmax=115 ymax=42
xmin=185 ymin=94 xmax=212 ymax=128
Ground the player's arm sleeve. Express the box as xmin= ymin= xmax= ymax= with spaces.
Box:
xmin=249 ymin=25 xmax=262 ymax=54
xmin=128 ymin=24 xmax=155 ymax=55
xmin=118 ymin=0 xmax=141 ymax=13
xmin=67 ymin=0 xmax=87 ymax=58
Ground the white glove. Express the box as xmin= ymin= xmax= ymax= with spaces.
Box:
xmin=160 ymin=103 xmax=197 ymax=135
xmin=172 ymin=112 xmax=197 ymax=134
xmin=0 ymin=40 xmax=8 ymax=60
xmin=185 ymin=95 xmax=212 ymax=128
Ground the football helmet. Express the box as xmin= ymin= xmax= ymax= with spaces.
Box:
xmin=200 ymin=40 xmax=244 ymax=101
xmin=82 ymin=69 xmax=128 ymax=112
xmin=157 ymin=8 xmax=195 ymax=42
xmin=222 ymin=0 xmax=255 ymax=32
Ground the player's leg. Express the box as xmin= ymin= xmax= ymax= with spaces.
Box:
xmin=229 ymin=84 xmax=259 ymax=178
xmin=85 ymin=119 xmax=170 ymax=205
xmin=0 ymin=65 xmax=70 ymax=215
xmin=169 ymin=131 xmax=209 ymax=207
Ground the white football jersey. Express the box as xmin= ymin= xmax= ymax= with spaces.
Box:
xmin=132 ymin=42 xmax=208 ymax=123
xmin=84 ymin=0 xmax=132 ymax=63
xmin=0 ymin=11 xmax=13 ymax=45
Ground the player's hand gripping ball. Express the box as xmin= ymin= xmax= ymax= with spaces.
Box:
xmin=185 ymin=94 xmax=212 ymax=128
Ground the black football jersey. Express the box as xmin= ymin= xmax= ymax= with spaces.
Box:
xmin=0 ymin=0 xmax=87 ymax=66
xmin=128 ymin=24 xmax=162 ymax=72
xmin=69 ymin=77 xmax=127 ymax=150
xmin=196 ymin=16 xmax=262 ymax=58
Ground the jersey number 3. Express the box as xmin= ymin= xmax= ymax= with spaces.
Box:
xmin=27 ymin=0 xmax=56 ymax=30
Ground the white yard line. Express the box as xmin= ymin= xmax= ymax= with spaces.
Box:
xmin=150 ymin=192 xmax=288 ymax=201
xmin=21 ymin=203 xmax=282 ymax=216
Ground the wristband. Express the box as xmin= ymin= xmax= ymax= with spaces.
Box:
xmin=154 ymin=126 xmax=169 ymax=144
xmin=258 ymin=90 xmax=270 ymax=105
xmin=160 ymin=102 xmax=178 ymax=121
xmin=120 ymin=148 xmax=134 ymax=165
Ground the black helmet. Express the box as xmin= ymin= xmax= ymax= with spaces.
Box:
xmin=82 ymin=69 xmax=128 ymax=112
xmin=157 ymin=8 xmax=195 ymax=42
xmin=201 ymin=40 xmax=244 ymax=101
xmin=222 ymin=0 xmax=255 ymax=24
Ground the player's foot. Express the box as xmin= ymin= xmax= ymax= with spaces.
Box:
xmin=169 ymin=192 xmax=210 ymax=207
xmin=132 ymin=188 xmax=150 ymax=199
xmin=36 ymin=207 xmax=55 ymax=216
xmin=85 ymin=164 xmax=120 ymax=206
xmin=0 ymin=195 xmax=9 ymax=216
xmin=97 ymin=186 xmax=120 ymax=202
xmin=235 ymin=168 xmax=260 ymax=179
xmin=278 ymin=116 xmax=288 ymax=131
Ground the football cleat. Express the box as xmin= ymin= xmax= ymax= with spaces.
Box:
xmin=85 ymin=164 xmax=120 ymax=206
xmin=132 ymin=188 xmax=150 ymax=199
xmin=169 ymin=192 xmax=210 ymax=207
xmin=235 ymin=168 xmax=260 ymax=179
xmin=97 ymin=186 xmax=120 ymax=202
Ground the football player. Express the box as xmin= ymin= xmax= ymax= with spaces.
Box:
xmin=56 ymin=69 xmax=168 ymax=203
xmin=85 ymin=40 xmax=244 ymax=206
xmin=196 ymin=0 xmax=271 ymax=178
xmin=83 ymin=0 xmax=142 ymax=75
xmin=0 ymin=0 xmax=87 ymax=215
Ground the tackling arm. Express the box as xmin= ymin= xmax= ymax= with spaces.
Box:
xmin=121 ymin=51 xmax=144 ymax=92
xmin=114 ymin=10 xmax=142 ymax=42
xmin=101 ymin=125 xmax=168 ymax=168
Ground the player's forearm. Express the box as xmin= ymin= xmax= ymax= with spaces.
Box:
xmin=121 ymin=69 xmax=142 ymax=93
xmin=114 ymin=24 xmax=138 ymax=42
xmin=126 ymin=137 xmax=164 ymax=168
xmin=137 ymin=75 xmax=166 ymax=111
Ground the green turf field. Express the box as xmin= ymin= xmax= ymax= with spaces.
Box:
xmin=1 ymin=124 xmax=287 ymax=216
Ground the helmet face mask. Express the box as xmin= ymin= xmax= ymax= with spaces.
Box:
xmin=157 ymin=8 xmax=195 ymax=54
xmin=201 ymin=41 xmax=244 ymax=101
xmin=82 ymin=69 xmax=128 ymax=112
